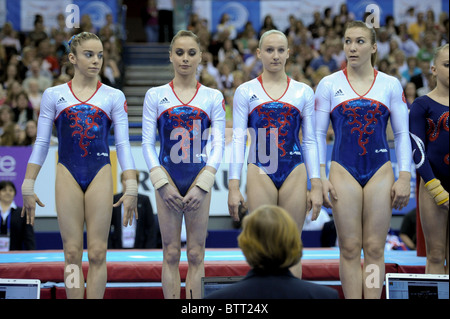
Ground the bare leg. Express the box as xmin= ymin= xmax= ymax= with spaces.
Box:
xmin=419 ymin=179 xmax=449 ymax=274
xmin=329 ymin=162 xmax=364 ymax=299
xmin=156 ymin=188 xmax=183 ymax=299
xmin=246 ymin=164 xmax=278 ymax=212
xmin=55 ymin=164 xmax=86 ymax=299
xmin=279 ymin=164 xmax=308 ymax=278
xmin=84 ymin=165 xmax=114 ymax=299
xmin=246 ymin=164 xmax=308 ymax=278
xmin=184 ymin=191 xmax=211 ymax=299
xmin=362 ymin=162 xmax=394 ymax=299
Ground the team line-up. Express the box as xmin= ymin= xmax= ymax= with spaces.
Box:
xmin=18 ymin=22 xmax=449 ymax=299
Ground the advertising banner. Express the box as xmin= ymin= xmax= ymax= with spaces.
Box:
xmin=0 ymin=146 xmax=32 ymax=206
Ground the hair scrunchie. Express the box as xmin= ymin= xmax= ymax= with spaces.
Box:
xmin=68 ymin=34 xmax=77 ymax=47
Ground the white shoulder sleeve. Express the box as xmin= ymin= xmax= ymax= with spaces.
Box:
xmin=314 ymin=78 xmax=332 ymax=166
xmin=142 ymin=88 xmax=161 ymax=170
xmin=28 ymin=88 xmax=56 ymax=166
xmin=300 ymin=86 xmax=320 ymax=179
xmin=229 ymin=84 xmax=249 ymax=180
xmin=111 ymin=89 xmax=135 ymax=171
xmin=389 ymin=78 xmax=412 ymax=173
xmin=206 ymin=89 xmax=226 ymax=171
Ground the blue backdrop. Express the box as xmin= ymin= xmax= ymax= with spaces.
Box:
xmin=201 ymin=0 xmax=448 ymax=34
xmin=4 ymin=0 xmax=118 ymax=31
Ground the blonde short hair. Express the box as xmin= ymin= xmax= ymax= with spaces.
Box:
xmin=258 ymin=29 xmax=288 ymax=49
xmin=238 ymin=205 xmax=302 ymax=270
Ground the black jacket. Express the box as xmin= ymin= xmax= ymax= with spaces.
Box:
xmin=204 ymin=268 xmax=339 ymax=299
xmin=0 ymin=206 xmax=35 ymax=250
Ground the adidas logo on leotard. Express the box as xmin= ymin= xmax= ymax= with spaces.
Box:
xmin=249 ymin=94 xmax=259 ymax=102
xmin=56 ymin=97 xmax=67 ymax=105
xmin=160 ymin=97 xmax=170 ymax=104
xmin=334 ymin=89 xmax=344 ymax=97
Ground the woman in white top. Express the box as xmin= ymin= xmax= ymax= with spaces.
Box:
xmin=315 ymin=21 xmax=411 ymax=298
xmin=21 ymin=32 xmax=138 ymax=299
xmin=228 ymin=30 xmax=323 ymax=278
xmin=142 ymin=30 xmax=226 ymax=298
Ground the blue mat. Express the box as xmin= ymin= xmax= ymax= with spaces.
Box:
xmin=0 ymin=249 xmax=425 ymax=266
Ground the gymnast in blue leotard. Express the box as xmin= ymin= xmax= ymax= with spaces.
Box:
xmin=142 ymin=30 xmax=225 ymax=299
xmin=148 ymin=82 xmax=221 ymax=196
xmin=21 ymin=32 xmax=137 ymax=299
xmin=53 ymin=81 xmax=114 ymax=192
xmin=228 ymin=30 xmax=323 ymax=279
xmin=314 ymin=21 xmax=412 ymax=299
xmin=327 ymin=89 xmax=391 ymax=187
xmin=409 ymin=44 xmax=449 ymax=274
xmin=233 ymin=77 xmax=311 ymax=189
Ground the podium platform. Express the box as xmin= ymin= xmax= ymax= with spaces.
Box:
xmin=0 ymin=248 xmax=426 ymax=299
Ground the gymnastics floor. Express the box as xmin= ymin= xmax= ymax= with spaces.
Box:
xmin=0 ymin=248 xmax=426 ymax=299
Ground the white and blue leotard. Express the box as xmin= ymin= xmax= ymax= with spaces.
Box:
xmin=29 ymin=81 xmax=135 ymax=192
xmin=315 ymin=69 xmax=411 ymax=186
xmin=142 ymin=81 xmax=226 ymax=196
xmin=229 ymin=75 xmax=320 ymax=189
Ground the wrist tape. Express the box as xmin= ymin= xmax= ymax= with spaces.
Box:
xmin=22 ymin=179 xmax=35 ymax=196
xmin=150 ymin=167 xmax=169 ymax=190
xmin=425 ymin=179 xmax=449 ymax=206
xmin=124 ymin=179 xmax=138 ymax=197
xmin=195 ymin=170 xmax=215 ymax=192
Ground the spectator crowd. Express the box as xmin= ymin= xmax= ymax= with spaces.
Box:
xmin=0 ymin=5 xmax=448 ymax=146
xmin=187 ymin=5 xmax=448 ymax=133
xmin=0 ymin=12 xmax=123 ymax=146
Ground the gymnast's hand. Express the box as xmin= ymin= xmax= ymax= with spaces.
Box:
xmin=391 ymin=171 xmax=411 ymax=210
xmin=228 ymin=180 xmax=246 ymax=222
xmin=321 ymin=178 xmax=338 ymax=209
xmin=158 ymin=183 xmax=184 ymax=213
xmin=21 ymin=194 xmax=44 ymax=226
xmin=114 ymin=194 xmax=138 ymax=226
xmin=183 ymin=186 xmax=207 ymax=212
xmin=309 ymin=179 xmax=324 ymax=221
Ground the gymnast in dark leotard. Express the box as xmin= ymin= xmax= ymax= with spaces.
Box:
xmin=54 ymin=81 xmax=113 ymax=192
xmin=228 ymin=29 xmax=323 ymax=279
xmin=21 ymin=32 xmax=138 ymax=299
xmin=315 ymin=21 xmax=412 ymax=299
xmin=410 ymin=44 xmax=449 ymax=274
xmin=142 ymin=30 xmax=225 ymax=299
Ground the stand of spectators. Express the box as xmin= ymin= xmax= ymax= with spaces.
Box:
xmin=0 ymin=11 xmax=124 ymax=147
xmin=1 ymin=7 xmax=448 ymax=149
xmin=185 ymin=6 xmax=447 ymax=146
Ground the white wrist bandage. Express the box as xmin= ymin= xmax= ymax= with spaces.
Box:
xmin=195 ymin=170 xmax=215 ymax=192
xmin=22 ymin=179 xmax=35 ymax=196
xmin=124 ymin=179 xmax=138 ymax=197
xmin=149 ymin=167 xmax=169 ymax=190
